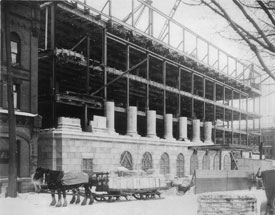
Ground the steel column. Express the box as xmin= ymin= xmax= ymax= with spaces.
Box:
xmin=83 ymin=34 xmax=90 ymax=131
xmin=146 ymin=53 xmax=149 ymax=111
xmin=51 ymin=3 xmax=56 ymax=128
xmin=126 ymin=44 xmax=130 ymax=108
xmin=163 ymin=61 xmax=166 ymax=115
xmin=102 ymin=28 xmax=107 ymax=99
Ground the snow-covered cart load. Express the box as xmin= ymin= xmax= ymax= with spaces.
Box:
xmin=92 ymin=167 xmax=167 ymax=201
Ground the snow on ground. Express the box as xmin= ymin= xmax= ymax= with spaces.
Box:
xmin=0 ymin=188 xmax=268 ymax=215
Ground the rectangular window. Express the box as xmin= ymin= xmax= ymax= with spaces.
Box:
xmin=13 ymin=84 xmax=20 ymax=109
xmin=82 ymin=159 xmax=93 ymax=175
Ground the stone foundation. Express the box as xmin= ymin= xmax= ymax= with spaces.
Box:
xmin=197 ymin=193 xmax=257 ymax=215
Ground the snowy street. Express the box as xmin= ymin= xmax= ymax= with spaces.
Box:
xmin=0 ymin=188 xmax=268 ymax=215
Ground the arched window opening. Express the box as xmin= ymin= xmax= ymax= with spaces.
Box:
xmin=176 ymin=153 xmax=185 ymax=177
xmin=160 ymin=153 xmax=169 ymax=175
xmin=142 ymin=152 xmax=153 ymax=171
xmin=10 ymin=32 xmax=20 ymax=65
xmin=120 ymin=151 xmax=133 ymax=170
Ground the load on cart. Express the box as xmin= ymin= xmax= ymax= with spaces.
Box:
xmin=92 ymin=167 xmax=167 ymax=201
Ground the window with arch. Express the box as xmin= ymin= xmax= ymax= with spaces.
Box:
xmin=142 ymin=152 xmax=153 ymax=171
xmin=160 ymin=153 xmax=169 ymax=175
xmin=11 ymin=32 xmax=20 ymax=65
xmin=120 ymin=151 xmax=133 ymax=170
xmin=190 ymin=150 xmax=199 ymax=175
xmin=202 ymin=152 xmax=210 ymax=170
xmin=213 ymin=153 xmax=220 ymax=170
xmin=176 ymin=153 xmax=185 ymax=177
xmin=223 ymin=154 xmax=231 ymax=170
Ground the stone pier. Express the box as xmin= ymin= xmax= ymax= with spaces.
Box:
xmin=204 ymin=121 xmax=213 ymax=144
xmin=105 ymin=101 xmax=117 ymax=135
xmin=192 ymin=119 xmax=202 ymax=143
xmin=179 ymin=117 xmax=189 ymax=142
xmin=146 ymin=110 xmax=157 ymax=138
xmin=164 ymin=114 xmax=175 ymax=140
xmin=126 ymin=106 xmax=139 ymax=137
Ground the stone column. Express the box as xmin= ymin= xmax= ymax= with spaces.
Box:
xmin=204 ymin=121 xmax=213 ymax=144
xmin=146 ymin=110 xmax=157 ymax=138
xmin=164 ymin=114 xmax=175 ymax=140
xmin=105 ymin=101 xmax=116 ymax=134
xmin=179 ymin=117 xmax=189 ymax=142
xmin=126 ymin=106 xmax=139 ymax=137
xmin=192 ymin=119 xmax=202 ymax=143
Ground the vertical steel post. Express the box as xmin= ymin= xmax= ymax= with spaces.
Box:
xmin=163 ymin=61 xmax=166 ymax=115
xmin=109 ymin=0 xmax=112 ymax=17
xmin=83 ymin=34 xmax=90 ymax=131
xmin=182 ymin=29 xmax=185 ymax=53
xmin=126 ymin=44 xmax=130 ymax=108
xmin=102 ymin=28 xmax=107 ymax=100
xmin=131 ymin=0 xmax=134 ymax=27
xmin=45 ymin=6 xmax=48 ymax=50
xmin=168 ymin=21 xmax=170 ymax=45
xmin=146 ymin=53 xmax=149 ymax=111
xmin=5 ymin=2 xmax=17 ymax=197
xmin=177 ymin=67 xmax=181 ymax=118
xmin=50 ymin=3 xmax=56 ymax=128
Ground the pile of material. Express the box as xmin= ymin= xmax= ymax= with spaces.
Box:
xmin=108 ymin=167 xmax=166 ymax=190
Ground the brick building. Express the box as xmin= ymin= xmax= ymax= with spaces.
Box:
xmin=0 ymin=2 xmax=40 ymax=192
xmin=261 ymin=128 xmax=275 ymax=159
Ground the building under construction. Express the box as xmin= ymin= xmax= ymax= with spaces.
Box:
xmin=0 ymin=1 xmax=264 ymax=191
xmin=37 ymin=0 xmax=263 ymax=176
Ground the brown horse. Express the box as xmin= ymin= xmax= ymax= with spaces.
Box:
xmin=32 ymin=167 xmax=94 ymax=207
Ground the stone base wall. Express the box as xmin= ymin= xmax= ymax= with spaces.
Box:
xmin=198 ymin=193 xmax=257 ymax=215
xmin=38 ymin=117 xmax=241 ymax=177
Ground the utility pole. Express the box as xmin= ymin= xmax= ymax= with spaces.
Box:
xmin=5 ymin=2 xmax=18 ymax=197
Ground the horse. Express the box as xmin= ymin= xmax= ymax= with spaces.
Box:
xmin=32 ymin=167 xmax=94 ymax=207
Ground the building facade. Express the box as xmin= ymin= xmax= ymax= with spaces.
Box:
xmin=0 ymin=2 xmax=40 ymax=192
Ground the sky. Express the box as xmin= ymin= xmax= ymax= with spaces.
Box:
xmin=83 ymin=0 xmax=275 ymax=121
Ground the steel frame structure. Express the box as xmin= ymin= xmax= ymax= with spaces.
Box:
xmin=39 ymin=1 xmax=262 ymax=146
xmin=54 ymin=0 xmax=262 ymax=91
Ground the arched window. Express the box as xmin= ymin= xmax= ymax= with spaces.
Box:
xmin=202 ymin=152 xmax=210 ymax=170
xmin=223 ymin=154 xmax=231 ymax=170
xmin=213 ymin=153 xmax=220 ymax=170
xmin=10 ymin=32 xmax=20 ymax=65
xmin=142 ymin=152 xmax=153 ymax=171
xmin=190 ymin=150 xmax=199 ymax=175
xmin=160 ymin=153 xmax=169 ymax=175
xmin=120 ymin=151 xmax=133 ymax=170
xmin=176 ymin=153 xmax=185 ymax=177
